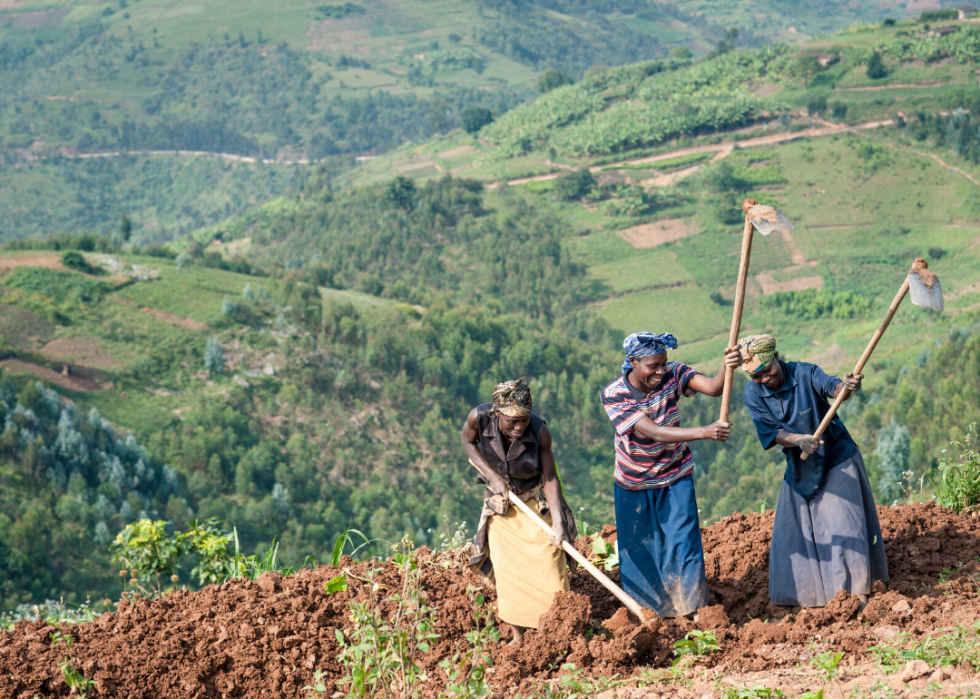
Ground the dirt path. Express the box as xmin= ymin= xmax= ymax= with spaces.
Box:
xmin=0 ymin=358 xmax=107 ymax=391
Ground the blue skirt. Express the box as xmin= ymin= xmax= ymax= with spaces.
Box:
xmin=614 ymin=474 xmax=709 ymax=617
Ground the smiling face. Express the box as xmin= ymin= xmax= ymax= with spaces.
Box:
xmin=629 ymin=353 xmax=669 ymax=392
xmin=497 ymin=413 xmax=531 ymax=440
xmin=749 ymin=352 xmax=784 ymax=390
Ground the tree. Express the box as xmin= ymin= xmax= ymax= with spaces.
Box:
xmin=386 ymin=176 xmax=416 ymax=212
xmin=807 ymin=94 xmax=828 ymax=116
xmin=461 ymin=106 xmax=493 ymax=134
xmin=709 ymin=27 xmax=739 ymax=58
xmin=538 ymin=68 xmax=573 ymax=94
xmin=176 ymin=252 xmax=193 ymax=272
xmin=830 ymin=101 xmax=848 ymax=122
xmin=866 ymin=52 xmax=887 ymax=80
xmin=118 ymin=215 xmax=132 ymax=242
xmin=876 ymin=418 xmax=911 ymax=502
xmin=553 ymin=169 xmax=596 ymax=201
xmin=669 ymin=46 xmax=693 ymax=60
xmin=221 ymin=295 xmax=237 ymax=317
xmin=203 ymin=337 xmax=225 ymax=375
xmin=61 ymin=250 xmax=91 ymax=273
xmin=242 ymin=283 xmax=255 ymax=301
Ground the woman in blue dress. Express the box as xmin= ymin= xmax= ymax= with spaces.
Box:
xmin=739 ymin=334 xmax=888 ymax=607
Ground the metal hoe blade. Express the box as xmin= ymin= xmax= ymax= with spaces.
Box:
xmin=744 ymin=203 xmax=795 ymax=237
xmin=908 ymin=258 xmax=944 ymax=311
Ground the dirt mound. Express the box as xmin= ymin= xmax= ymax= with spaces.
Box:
xmin=1 ymin=503 xmax=979 ymax=697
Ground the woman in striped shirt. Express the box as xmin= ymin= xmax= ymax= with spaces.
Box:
xmin=600 ymin=331 xmax=741 ymax=618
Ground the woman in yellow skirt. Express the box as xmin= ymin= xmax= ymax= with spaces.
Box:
xmin=462 ymin=379 xmax=577 ymax=644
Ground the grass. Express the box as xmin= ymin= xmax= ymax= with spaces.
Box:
xmin=869 ymin=622 xmax=980 ymax=673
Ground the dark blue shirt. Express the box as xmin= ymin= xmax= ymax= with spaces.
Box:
xmin=743 ymin=360 xmax=858 ymax=499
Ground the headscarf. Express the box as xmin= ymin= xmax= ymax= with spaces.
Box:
xmin=621 ymin=331 xmax=678 ymax=373
xmin=738 ymin=334 xmax=777 ymax=375
xmin=491 ymin=378 xmax=532 ymax=418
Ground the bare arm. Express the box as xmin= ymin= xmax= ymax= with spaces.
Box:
xmin=686 ymin=347 xmax=743 ymax=397
xmin=632 ymin=415 xmax=731 ymax=443
xmin=461 ymin=408 xmax=509 ymax=496
xmin=538 ymin=425 xmax=568 ymax=546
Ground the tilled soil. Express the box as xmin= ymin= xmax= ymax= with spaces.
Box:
xmin=1 ymin=502 xmax=979 ymax=698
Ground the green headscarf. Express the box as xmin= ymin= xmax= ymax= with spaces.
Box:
xmin=738 ymin=334 xmax=777 ymax=375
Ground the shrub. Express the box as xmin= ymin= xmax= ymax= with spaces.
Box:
xmin=538 ymin=67 xmax=573 ymax=93
xmin=553 ymin=168 xmax=596 ymax=200
xmin=919 ymin=9 xmax=957 ymax=21
xmin=61 ymin=250 xmax=93 ymax=274
xmin=759 ymin=288 xmax=872 ymax=320
xmin=866 ymin=52 xmax=887 ymax=80
xmin=882 ymin=17 xmax=897 ymax=26
xmin=221 ymin=295 xmax=237 ymax=317
xmin=830 ymin=101 xmax=848 ymax=121
xmin=669 ymin=45 xmax=693 ymax=60
xmin=461 ymin=106 xmax=493 ymax=134
xmin=175 ymin=252 xmax=193 ymax=272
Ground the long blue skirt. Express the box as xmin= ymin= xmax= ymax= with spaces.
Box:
xmin=614 ymin=474 xmax=709 ymax=617
xmin=770 ymin=451 xmax=889 ymax=607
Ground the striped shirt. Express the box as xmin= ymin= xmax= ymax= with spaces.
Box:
xmin=601 ymin=362 xmax=701 ymax=490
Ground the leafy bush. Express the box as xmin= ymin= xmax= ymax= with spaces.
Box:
xmin=807 ymin=94 xmax=827 ymax=116
xmin=919 ymin=9 xmax=958 ymax=21
xmin=931 ymin=423 xmax=980 ymax=513
xmin=759 ymin=288 xmax=872 ymax=321
xmin=673 ymin=630 xmax=721 ymax=658
xmin=830 ymin=101 xmax=847 ymax=121
xmin=61 ymin=251 xmax=94 ymax=274
xmin=203 ymin=336 xmax=225 ymax=374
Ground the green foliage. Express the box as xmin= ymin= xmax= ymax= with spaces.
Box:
xmin=554 ymin=169 xmax=597 ymax=201
xmin=807 ymin=94 xmax=828 ymax=116
xmin=304 ymin=669 xmax=329 ymax=698
xmin=830 ymin=101 xmax=847 ymax=122
xmin=334 ymin=540 xmax=440 ymax=699
xmin=876 ymin=418 xmax=911 ymax=503
xmin=589 ymin=533 xmax=619 ymax=571
xmin=439 ymin=585 xmax=500 ymax=698
xmin=809 ymin=651 xmax=844 ymax=682
xmin=759 ymin=288 xmax=872 ymax=321
xmin=59 ymin=657 xmax=98 ymax=699
xmin=869 ymin=623 xmax=980 ymax=674
xmin=931 ymin=423 xmax=980 ymax=513
xmin=673 ymin=630 xmax=722 ymax=658
xmin=919 ymin=9 xmax=958 ymax=21
xmin=539 ymin=68 xmax=574 ymax=94
xmin=111 ymin=519 xmax=183 ymax=596
xmin=325 ymin=574 xmax=350 ymax=594
xmin=316 ymin=3 xmax=367 ymax=18
xmin=61 ymin=251 xmax=94 ymax=275
xmin=203 ymin=336 xmax=225 ymax=374
xmin=722 ymin=687 xmax=786 ymax=699
xmin=462 ymin=107 xmax=494 ymax=134
xmin=669 ymin=46 xmax=693 ymax=60
xmin=866 ymin=52 xmax=887 ymax=80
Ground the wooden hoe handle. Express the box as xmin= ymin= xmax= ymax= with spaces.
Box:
xmin=801 ymin=278 xmax=910 ymax=460
xmin=719 ymin=202 xmax=758 ymax=424
xmin=467 ymin=459 xmax=650 ymax=619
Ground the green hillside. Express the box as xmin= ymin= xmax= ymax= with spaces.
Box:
xmin=3 ymin=12 xmax=980 ymax=610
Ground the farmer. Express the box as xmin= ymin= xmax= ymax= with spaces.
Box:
xmin=600 ymin=331 xmax=742 ymax=618
xmin=739 ymin=334 xmax=888 ymax=607
xmin=463 ymin=378 xmax=577 ymax=645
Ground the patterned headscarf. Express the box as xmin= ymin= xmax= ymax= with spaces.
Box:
xmin=622 ymin=331 xmax=678 ymax=373
xmin=738 ymin=334 xmax=777 ymax=375
xmin=491 ymin=378 xmax=532 ymax=418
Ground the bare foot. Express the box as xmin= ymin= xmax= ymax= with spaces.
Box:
xmin=508 ymin=624 xmax=526 ymax=646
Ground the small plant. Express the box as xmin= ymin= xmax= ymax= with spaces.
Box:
xmin=756 ymin=497 xmax=768 ymax=513
xmin=796 ymin=691 xmax=824 ymax=699
xmin=303 ymin=669 xmax=328 ymax=697
xmin=589 ymin=533 xmax=619 ymax=572
xmin=59 ymin=657 xmax=98 ymax=699
xmin=516 ymin=664 xmax=627 ymax=699
xmin=810 ymin=651 xmax=844 ymax=680
xmin=673 ymin=630 xmax=721 ymax=659
xmin=439 ymin=585 xmax=501 ymax=698
xmin=722 ymin=687 xmax=787 ymax=699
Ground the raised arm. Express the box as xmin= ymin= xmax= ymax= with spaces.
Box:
xmin=538 ymin=425 xmax=569 ymax=546
xmin=461 ymin=408 xmax=509 ymax=496
xmin=686 ymin=346 xmax=743 ymax=397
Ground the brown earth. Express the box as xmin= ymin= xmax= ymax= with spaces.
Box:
xmin=1 ymin=502 xmax=979 ymax=698
xmin=618 ymin=219 xmax=694 ymax=249
xmin=0 ymin=359 xmax=107 ymax=392
xmin=39 ymin=335 xmax=122 ymax=370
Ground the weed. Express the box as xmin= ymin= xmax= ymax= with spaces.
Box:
xmin=588 ymin=533 xmax=619 ymax=571
xmin=636 ymin=664 xmax=691 ymax=687
xmin=869 ymin=624 xmax=980 ymax=673
xmin=722 ymin=687 xmax=787 ymax=699
xmin=59 ymin=657 xmax=98 ymax=699
xmin=439 ymin=584 xmax=501 ymax=698
xmin=810 ymin=651 xmax=844 ymax=682
xmin=673 ymin=630 xmax=722 ymax=660
xmin=49 ymin=631 xmax=72 ymax=651
xmin=325 ymin=573 xmax=350 ymax=594
xmin=756 ymin=497 xmax=768 ymax=513
xmin=334 ymin=538 xmax=440 ymax=699
xmin=931 ymin=424 xmax=980 ymax=514
xmin=303 ymin=669 xmax=328 ymax=697
xmin=516 ymin=664 xmax=628 ymax=698
xmin=796 ymin=691 xmax=824 ymax=699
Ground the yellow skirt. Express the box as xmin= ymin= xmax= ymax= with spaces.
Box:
xmin=487 ymin=499 xmax=569 ymax=628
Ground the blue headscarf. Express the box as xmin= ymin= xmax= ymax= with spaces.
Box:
xmin=622 ymin=331 xmax=678 ymax=373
